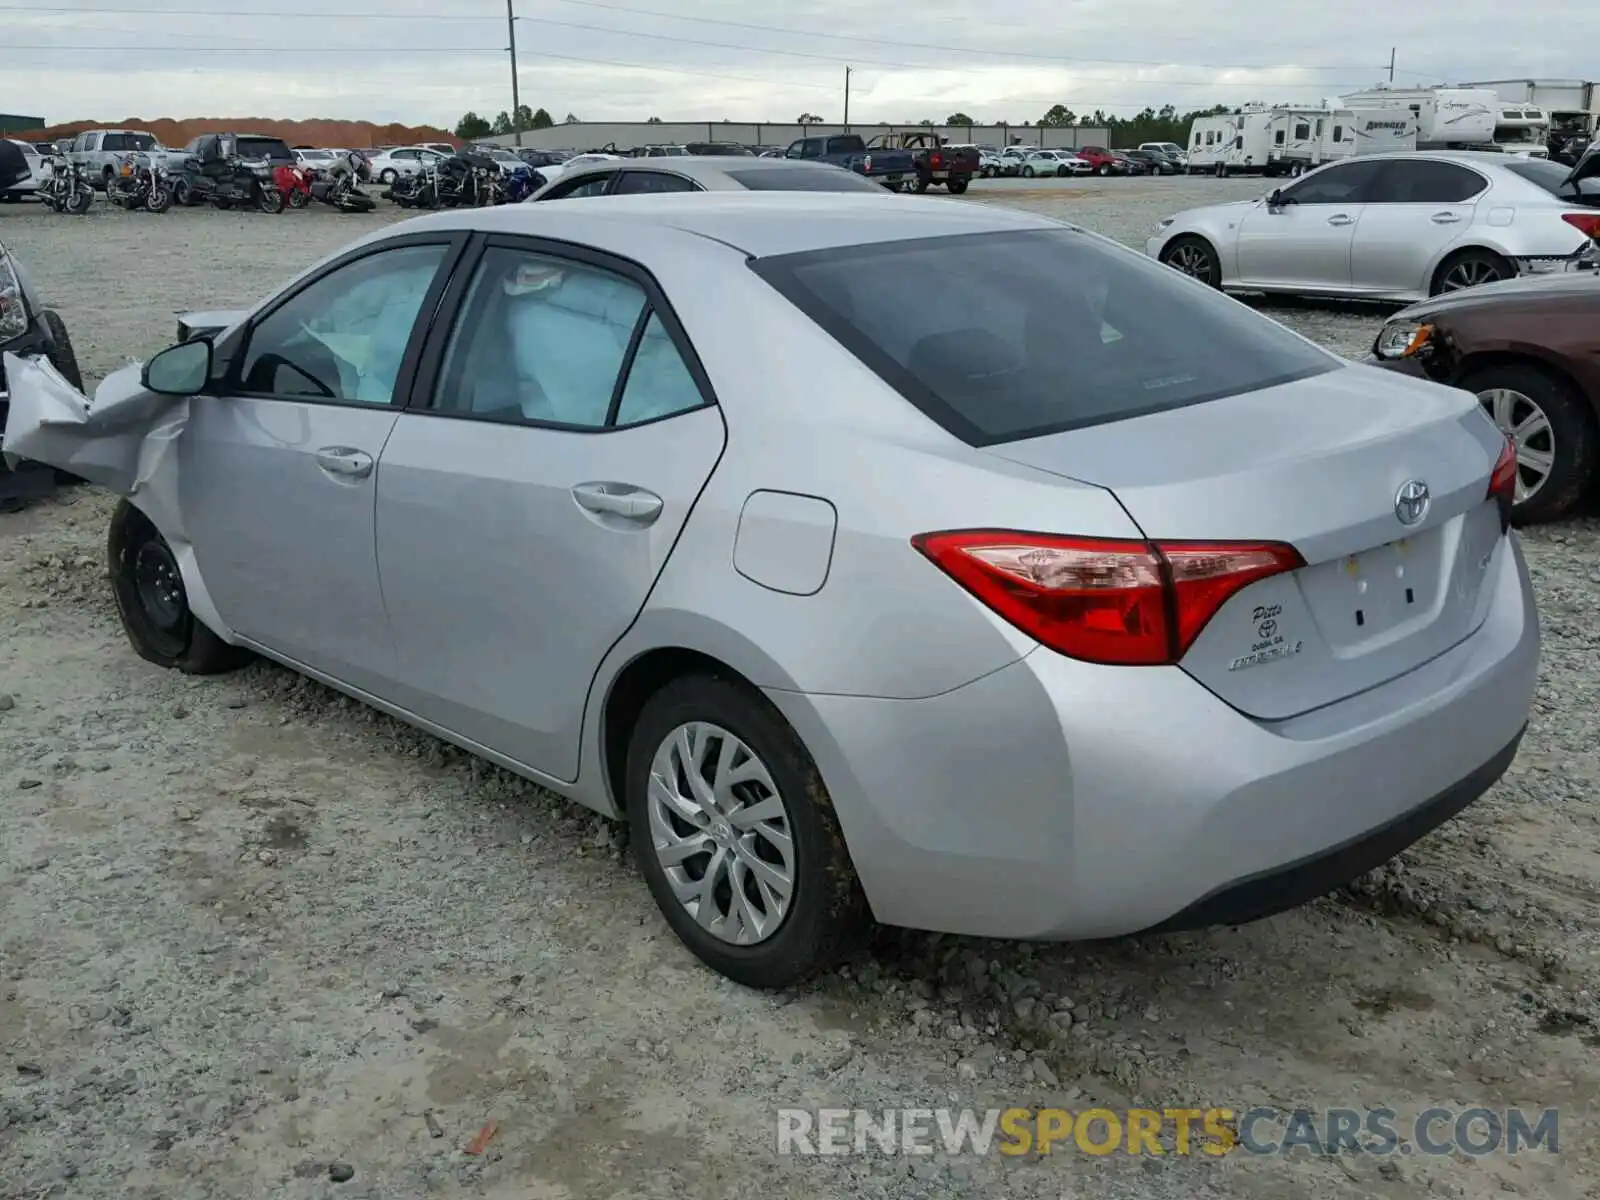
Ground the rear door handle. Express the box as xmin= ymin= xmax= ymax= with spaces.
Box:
xmin=572 ymin=482 xmax=663 ymax=524
xmin=1430 ymin=212 xmax=1461 ymax=224
xmin=314 ymin=446 xmax=374 ymax=478
xmin=1326 ymin=214 xmax=1354 ymax=226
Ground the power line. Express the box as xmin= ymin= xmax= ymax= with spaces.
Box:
xmin=1 ymin=2 xmax=1416 ymax=74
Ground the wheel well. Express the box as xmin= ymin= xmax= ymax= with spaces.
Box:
xmin=601 ymin=647 xmax=760 ymax=808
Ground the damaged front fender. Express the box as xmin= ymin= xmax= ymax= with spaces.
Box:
xmin=1 ymin=351 xmax=192 ymax=538
xmin=1 ymin=350 xmax=235 ymax=641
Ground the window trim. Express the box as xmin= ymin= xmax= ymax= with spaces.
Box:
xmin=404 ymin=231 xmax=720 ymax=434
xmin=218 ymin=231 xmax=471 ymax=409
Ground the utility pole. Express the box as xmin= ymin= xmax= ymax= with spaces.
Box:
xmin=507 ymin=0 xmax=522 ymax=146
xmin=843 ymin=65 xmax=851 ymax=132
xmin=1387 ymin=47 xmax=1395 ymax=83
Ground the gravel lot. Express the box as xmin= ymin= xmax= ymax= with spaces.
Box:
xmin=3 ymin=181 xmax=1599 ymax=1200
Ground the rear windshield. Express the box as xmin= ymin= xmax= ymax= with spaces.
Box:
xmin=238 ymin=137 xmax=292 ymax=159
xmin=750 ymin=228 xmax=1337 ymax=446
xmin=1503 ymin=159 xmax=1600 ymax=206
xmin=727 ymin=166 xmax=883 ymax=192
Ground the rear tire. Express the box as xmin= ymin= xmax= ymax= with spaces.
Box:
xmin=1431 ymin=248 xmax=1513 ymax=296
xmin=108 ymin=500 xmax=254 ymax=675
xmin=946 ymin=176 xmax=969 ymax=195
xmin=256 ymin=186 xmax=285 ymax=214
xmin=288 ymin=188 xmax=310 ymax=209
xmin=1461 ymin=361 xmax=1597 ymax=524
xmin=1097 ymin=163 xmax=1111 ymax=176
xmin=65 ymin=186 xmax=93 ymax=214
xmin=1022 ymin=165 xmax=1035 ymax=178
xmin=625 ymin=673 xmax=871 ymax=989
xmin=1159 ymin=234 xmax=1223 ymax=288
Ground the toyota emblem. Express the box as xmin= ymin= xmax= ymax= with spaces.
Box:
xmin=1395 ymin=479 xmax=1430 ymax=526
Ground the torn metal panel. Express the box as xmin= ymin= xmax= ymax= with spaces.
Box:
xmin=1 ymin=352 xmax=190 ymax=536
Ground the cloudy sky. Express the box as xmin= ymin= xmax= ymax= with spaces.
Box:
xmin=2 ymin=0 xmax=1591 ymax=129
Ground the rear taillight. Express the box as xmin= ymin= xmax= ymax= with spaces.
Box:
xmin=1488 ymin=436 xmax=1517 ymax=530
xmin=931 ymin=153 xmax=943 ymax=168
xmin=1561 ymin=212 xmax=1600 ymax=240
xmin=912 ymin=530 xmax=1304 ymax=666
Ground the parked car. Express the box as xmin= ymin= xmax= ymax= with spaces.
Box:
xmin=0 ymin=234 xmax=82 ymax=509
xmin=1370 ymin=270 xmax=1600 ymax=522
xmin=1139 ymin=141 xmax=1189 ymax=170
xmin=0 ymin=139 xmax=47 ymax=201
xmin=1018 ymin=150 xmax=1087 ymax=178
xmin=1122 ymin=149 xmax=1177 ymax=175
xmin=68 ymin=129 xmax=177 ymax=190
xmin=1074 ymin=146 xmax=1128 ymax=176
xmin=528 ymin=156 xmax=889 ymax=200
xmin=684 ymin=142 xmax=753 ymax=157
xmin=1 ymin=192 xmax=1537 ymax=988
xmin=977 ymin=149 xmax=1005 ymax=178
xmin=1111 ymin=151 xmax=1149 ymax=176
xmin=865 ymin=132 xmax=978 ymax=194
xmin=367 ymin=145 xmax=451 ymax=185
xmin=784 ymin=134 xmax=916 ymax=189
xmin=1148 ymin=151 xmax=1600 ymax=301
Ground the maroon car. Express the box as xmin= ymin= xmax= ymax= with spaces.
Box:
xmin=1371 ymin=269 xmax=1600 ymax=523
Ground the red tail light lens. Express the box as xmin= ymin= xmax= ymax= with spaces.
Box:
xmin=912 ymin=530 xmax=1304 ymax=666
xmin=1488 ymin=436 xmax=1517 ymax=528
xmin=1561 ymin=212 xmax=1600 ymax=239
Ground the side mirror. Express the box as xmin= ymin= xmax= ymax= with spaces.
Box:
xmin=1266 ymin=189 xmax=1284 ymax=210
xmin=142 ymin=337 xmax=213 ymax=397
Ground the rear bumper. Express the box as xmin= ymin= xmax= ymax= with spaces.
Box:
xmin=767 ymin=532 xmax=1538 ymax=940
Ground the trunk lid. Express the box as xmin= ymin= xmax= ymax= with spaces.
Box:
xmin=987 ymin=363 xmax=1507 ymax=720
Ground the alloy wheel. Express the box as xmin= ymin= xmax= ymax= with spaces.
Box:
xmin=1165 ymin=242 xmax=1212 ymax=279
xmin=1441 ymin=257 xmax=1506 ymax=292
xmin=1481 ymin=388 xmax=1555 ymax=502
xmin=646 ymin=721 xmax=795 ymax=946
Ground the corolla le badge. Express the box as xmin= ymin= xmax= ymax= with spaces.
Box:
xmin=1394 ymin=479 xmax=1430 ymax=526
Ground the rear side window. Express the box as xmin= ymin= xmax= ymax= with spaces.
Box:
xmin=238 ymin=138 xmax=291 ymax=160
xmin=1370 ymin=160 xmax=1487 ymax=204
xmin=101 ymin=134 xmax=128 ymax=151
xmin=1503 ymin=159 xmax=1600 ymax=205
xmin=726 ymin=166 xmax=882 ymax=192
xmin=750 ymin=229 xmax=1336 ymax=446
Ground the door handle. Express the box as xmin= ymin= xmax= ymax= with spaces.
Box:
xmin=572 ymin=482 xmax=663 ymax=523
xmin=1430 ymin=212 xmax=1461 ymax=224
xmin=1326 ymin=214 xmax=1354 ymax=226
xmin=314 ymin=446 xmax=374 ymax=478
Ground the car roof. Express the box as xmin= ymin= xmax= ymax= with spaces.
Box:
xmin=389 ymin=191 xmax=1061 ymax=259
xmin=541 ymin=155 xmax=886 ymax=189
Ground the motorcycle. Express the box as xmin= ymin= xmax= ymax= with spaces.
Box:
xmin=385 ymin=164 xmax=440 ymax=209
xmin=274 ymin=163 xmax=313 ymax=209
xmin=106 ymin=152 xmax=173 ymax=213
xmin=308 ymin=151 xmax=376 ymax=213
xmin=40 ymin=155 xmax=95 ymax=215
xmin=434 ymin=151 xmax=504 ymax=207
xmin=171 ymin=154 xmax=285 ymax=213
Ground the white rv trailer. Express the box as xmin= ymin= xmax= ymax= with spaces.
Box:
xmin=1185 ymin=108 xmax=1274 ymax=175
xmin=1339 ymin=85 xmax=1499 ymax=148
xmin=1461 ymin=78 xmax=1597 ymax=137
xmin=1252 ymin=106 xmax=1418 ymax=175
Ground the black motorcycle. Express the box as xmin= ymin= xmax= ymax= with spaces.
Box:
xmin=385 ymin=164 xmax=440 ymax=209
xmin=309 ymin=151 xmax=377 ymax=213
xmin=40 ymin=155 xmax=95 ymax=215
xmin=435 ymin=151 xmax=505 ymax=207
xmin=172 ymin=153 xmax=285 ymax=214
xmin=105 ymin=152 xmax=173 ymax=213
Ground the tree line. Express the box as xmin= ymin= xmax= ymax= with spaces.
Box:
xmin=452 ymin=102 xmax=1243 ymax=147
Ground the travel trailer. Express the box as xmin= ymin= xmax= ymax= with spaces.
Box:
xmin=1186 ymin=108 xmax=1274 ymax=175
xmin=1228 ymin=106 xmax=1420 ymax=176
xmin=1338 ymin=86 xmax=1499 ymax=149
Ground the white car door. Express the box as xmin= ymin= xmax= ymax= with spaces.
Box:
xmin=1233 ymin=158 xmax=1386 ymax=291
xmin=372 ymin=236 xmax=726 ymax=782
xmin=1347 ymin=159 xmax=1489 ymax=296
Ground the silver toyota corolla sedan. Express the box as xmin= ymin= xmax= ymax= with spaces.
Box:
xmin=3 ymin=194 xmax=1539 ymax=988
xmin=1148 ymin=150 xmax=1600 ymax=301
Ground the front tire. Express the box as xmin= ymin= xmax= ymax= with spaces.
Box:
xmin=1464 ymin=362 xmax=1597 ymax=524
xmin=146 ymin=186 xmax=172 ymax=213
xmin=1096 ymin=163 xmax=1111 ymax=176
xmin=38 ymin=310 xmax=84 ymax=392
xmin=625 ymin=673 xmax=870 ymax=989
xmin=256 ymin=185 xmax=285 ymax=214
xmin=108 ymin=501 xmax=253 ymax=675
xmin=379 ymin=168 xmax=398 ymax=185
xmin=1159 ymin=234 xmax=1223 ymax=288
xmin=1022 ymin=165 xmax=1035 ymax=178
xmin=65 ymin=186 xmax=93 ymax=214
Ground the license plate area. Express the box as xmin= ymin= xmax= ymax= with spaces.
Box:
xmin=1296 ymin=528 xmax=1447 ymax=651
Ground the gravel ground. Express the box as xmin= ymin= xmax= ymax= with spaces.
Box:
xmin=3 ymin=183 xmax=1599 ymax=1200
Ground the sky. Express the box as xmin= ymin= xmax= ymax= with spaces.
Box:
xmin=1 ymin=0 xmax=1593 ymax=129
